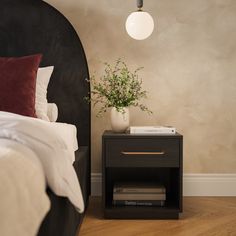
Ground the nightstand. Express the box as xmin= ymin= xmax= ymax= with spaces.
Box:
xmin=102 ymin=130 xmax=183 ymax=219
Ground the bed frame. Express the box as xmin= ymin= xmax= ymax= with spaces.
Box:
xmin=0 ymin=0 xmax=91 ymax=235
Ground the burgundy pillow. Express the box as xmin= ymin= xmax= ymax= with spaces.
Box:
xmin=0 ymin=54 xmax=42 ymax=117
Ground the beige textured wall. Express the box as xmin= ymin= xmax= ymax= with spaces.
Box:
xmin=46 ymin=0 xmax=236 ymax=173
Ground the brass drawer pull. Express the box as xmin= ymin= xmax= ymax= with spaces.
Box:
xmin=121 ymin=151 xmax=165 ymax=155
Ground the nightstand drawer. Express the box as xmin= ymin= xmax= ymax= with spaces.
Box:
xmin=105 ymin=138 xmax=180 ymax=167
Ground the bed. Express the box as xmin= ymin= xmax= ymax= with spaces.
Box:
xmin=0 ymin=0 xmax=91 ymax=235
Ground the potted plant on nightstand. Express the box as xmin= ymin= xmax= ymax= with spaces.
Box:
xmin=86 ymin=59 xmax=152 ymax=132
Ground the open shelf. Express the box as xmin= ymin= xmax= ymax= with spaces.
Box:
xmin=103 ymin=167 xmax=181 ymax=219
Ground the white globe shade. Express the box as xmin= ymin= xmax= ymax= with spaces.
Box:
xmin=126 ymin=11 xmax=154 ymax=40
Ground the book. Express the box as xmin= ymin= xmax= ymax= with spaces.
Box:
xmin=113 ymin=182 xmax=166 ymax=194
xmin=130 ymin=126 xmax=176 ymax=134
xmin=113 ymin=200 xmax=165 ymax=207
xmin=113 ymin=192 xmax=166 ymax=201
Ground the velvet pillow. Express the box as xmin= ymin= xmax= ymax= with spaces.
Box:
xmin=0 ymin=54 xmax=42 ymax=117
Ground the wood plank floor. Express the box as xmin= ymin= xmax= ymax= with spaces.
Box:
xmin=79 ymin=197 xmax=236 ymax=236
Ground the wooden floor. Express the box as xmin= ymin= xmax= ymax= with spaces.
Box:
xmin=79 ymin=197 xmax=236 ymax=236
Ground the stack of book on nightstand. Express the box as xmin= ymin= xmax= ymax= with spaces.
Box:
xmin=130 ymin=126 xmax=176 ymax=134
xmin=113 ymin=182 xmax=166 ymax=206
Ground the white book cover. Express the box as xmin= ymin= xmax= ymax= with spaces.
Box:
xmin=130 ymin=126 xmax=176 ymax=134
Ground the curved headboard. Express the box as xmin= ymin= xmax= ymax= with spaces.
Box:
xmin=0 ymin=0 xmax=90 ymax=146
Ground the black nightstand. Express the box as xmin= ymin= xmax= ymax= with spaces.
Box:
xmin=102 ymin=130 xmax=183 ymax=219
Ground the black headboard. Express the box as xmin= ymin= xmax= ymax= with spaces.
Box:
xmin=0 ymin=0 xmax=90 ymax=147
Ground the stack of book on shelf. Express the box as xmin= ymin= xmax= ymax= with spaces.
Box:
xmin=129 ymin=126 xmax=176 ymax=134
xmin=113 ymin=182 xmax=166 ymax=207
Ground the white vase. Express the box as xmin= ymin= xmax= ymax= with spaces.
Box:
xmin=110 ymin=107 xmax=130 ymax=133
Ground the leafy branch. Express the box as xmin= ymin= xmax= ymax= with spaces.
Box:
xmin=85 ymin=59 xmax=152 ymax=117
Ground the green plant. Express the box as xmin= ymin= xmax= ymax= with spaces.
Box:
xmin=86 ymin=59 xmax=152 ymax=117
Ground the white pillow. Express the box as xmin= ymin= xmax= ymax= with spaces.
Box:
xmin=35 ymin=66 xmax=54 ymax=121
xmin=47 ymin=103 xmax=58 ymax=122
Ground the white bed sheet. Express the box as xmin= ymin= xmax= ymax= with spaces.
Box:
xmin=48 ymin=122 xmax=78 ymax=163
xmin=0 ymin=111 xmax=84 ymax=212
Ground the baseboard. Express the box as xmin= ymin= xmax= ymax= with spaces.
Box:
xmin=183 ymin=173 xmax=236 ymax=196
xmin=91 ymin=173 xmax=236 ymax=196
xmin=91 ymin=173 xmax=102 ymax=196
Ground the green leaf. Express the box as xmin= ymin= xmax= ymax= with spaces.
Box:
xmin=85 ymin=59 xmax=152 ymax=116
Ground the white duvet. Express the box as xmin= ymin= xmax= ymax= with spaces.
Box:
xmin=0 ymin=111 xmax=84 ymax=235
xmin=0 ymin=139 xmax=50 ymax=236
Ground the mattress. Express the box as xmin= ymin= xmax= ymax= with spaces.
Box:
xmin=38 ymin=146 xmax=90 ymax=236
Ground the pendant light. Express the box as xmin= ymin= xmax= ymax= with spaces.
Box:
xmin=126 ymin=0 xmax=154 ymax=40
